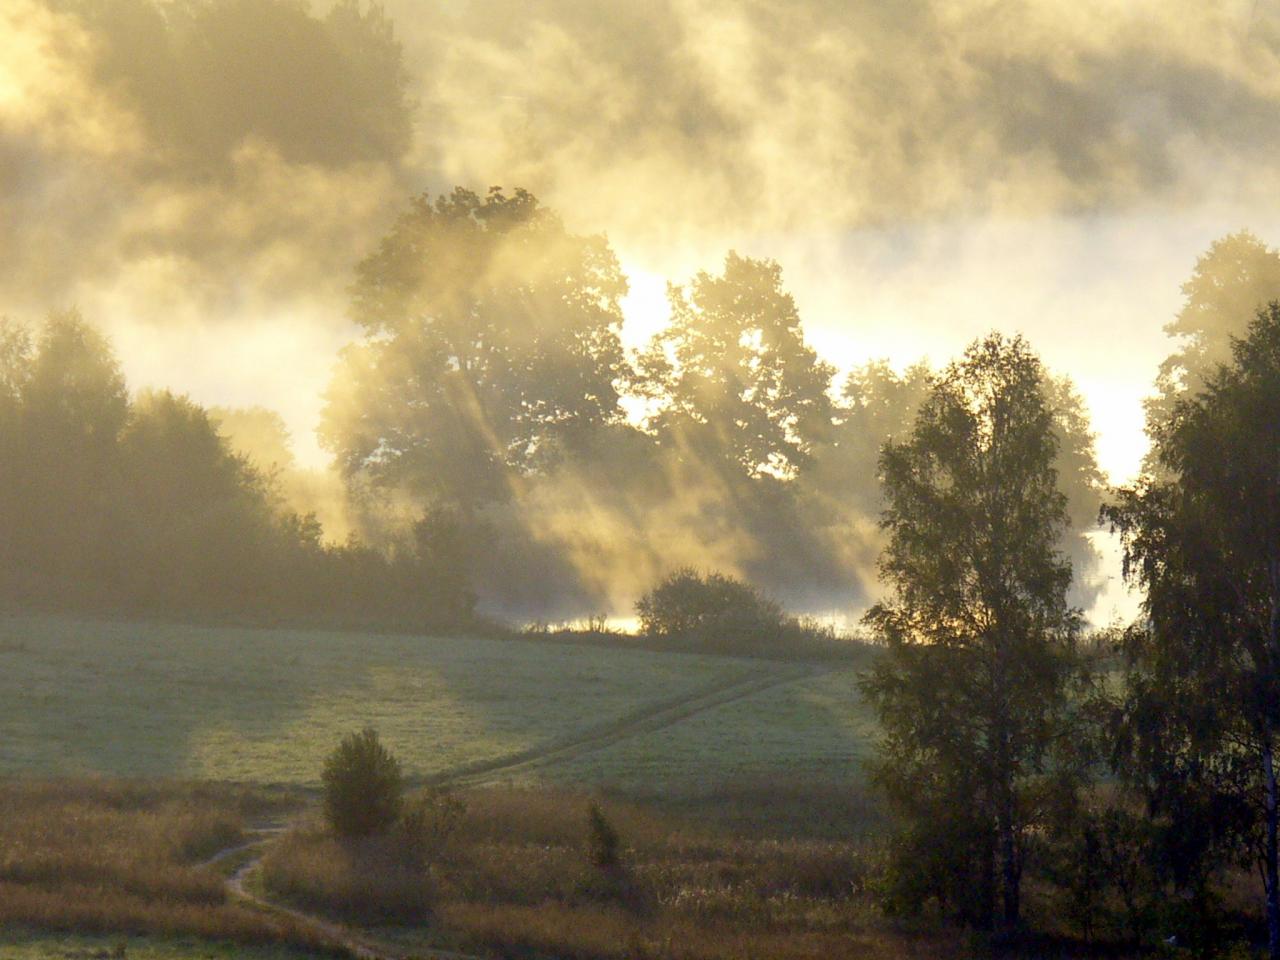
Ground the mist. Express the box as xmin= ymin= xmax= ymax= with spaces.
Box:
xmin=6 ymin=0 xmax=1280 ymax=623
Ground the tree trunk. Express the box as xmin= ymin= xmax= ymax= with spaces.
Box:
xmin=998 ymin=804 xmax=1020 ymax=930
xmin=1264 ymin=740 xmax=1280 ymax=960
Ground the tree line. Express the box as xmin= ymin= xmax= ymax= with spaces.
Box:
xmin=862 ymin=232 xmax=1280 ymax=957
xmin=0 ymin=311 xmax=474 ymax=629
xmin=319 ymin=186 xmax=1105 ymax=621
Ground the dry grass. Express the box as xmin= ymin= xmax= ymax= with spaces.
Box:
xmin=259 ymin=828 xmax=434 ymax=924
xmin=263 ymin=783 xmax=961 ymax=960
xmin=0 ymin=778 xmax=335 ymax=953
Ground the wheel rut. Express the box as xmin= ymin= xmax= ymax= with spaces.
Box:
xmin=204 ymin=658 xmax=826 ymax=959
xmin=427 ymin=660 xmax=821 ymax=787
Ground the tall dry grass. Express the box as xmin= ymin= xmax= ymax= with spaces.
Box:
xmin=259 ymin=827 xmax=434 ymax=923
xmin=0 ymin=778 xmax=335 ymax=953
xmin=261 ymin=782 xmax=959 ymax=960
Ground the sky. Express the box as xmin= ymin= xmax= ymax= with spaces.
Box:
xmin=7 ymin=0 xmax=1280 ymax=621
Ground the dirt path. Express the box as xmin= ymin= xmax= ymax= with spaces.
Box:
xmin=205 ymin=661 xmax=823 ymax=959
xmin=428 ymin=660 xmax=820 ymax=787
xmin=200 ymin=825 xmax=475 ymax=960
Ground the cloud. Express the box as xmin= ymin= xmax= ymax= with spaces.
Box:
xmin=404 ymin=0 xmax=1280 ymax=245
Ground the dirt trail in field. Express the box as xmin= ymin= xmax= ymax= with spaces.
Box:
xmin=204 ymin=825 xmax=478 ymax=960
xmin=427 ymin=660 xmax=822 ymax=787
xmin=205 ymin=660 xmax=824 ymax=960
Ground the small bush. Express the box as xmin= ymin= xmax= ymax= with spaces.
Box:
xmin=321 ymin=727 xmax=404 ymax=838
xmin=398 ymin=787 xmax=467 ymax=863
xmin=587 ymin=802 xmax=622 ymax=870
xmin=635 ymin=569 xmax=786 ymax=650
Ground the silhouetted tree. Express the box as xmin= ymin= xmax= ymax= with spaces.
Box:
xmin=322 ymin=187 xmax=631 ymax=509
xmin=1147 ymin=231 xmax=1280 ymax=438
xmin=1106 ymin=302 xmax=1280 ymax=960
xmin=640 ymin=252 xmax=834 ymax=479
xmin=322 ymin=727 xmax=404 ymax=838
xmin=804 ymin=358 xmax=1105 ymax=609
xmin=861 ymin=333 xmax=1082 ymax=931
xmin=636 ymin=567 xmax=785 ymax=649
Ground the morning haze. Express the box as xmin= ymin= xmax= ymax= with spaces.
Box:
xmin=3 ymin=1 xmax=1280 ymax=957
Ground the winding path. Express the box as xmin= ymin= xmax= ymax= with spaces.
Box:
xmin=206 ymin=660 xmax=824 ymax=959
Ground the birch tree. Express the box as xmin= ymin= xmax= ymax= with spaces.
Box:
xmin=1106 ymin=301 xmax=1280 ymax=959
xmin=861 ymin=333 xmax=1082 ymax=930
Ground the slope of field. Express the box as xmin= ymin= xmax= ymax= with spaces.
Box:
xmin=516 ymin=663 xmax=879 ymax=793
xmin=0 ymin=614 xmax=879 ymax=792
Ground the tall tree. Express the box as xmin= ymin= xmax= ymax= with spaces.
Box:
xmin=860 ymin=333 xmax=1082 ymax=930
xmin=321 ymin=186 xmax=631 ymax=508
xmin=1106 ymin=302 xmax=1280 ymax=960
xmin=640 ymin=252 xmax=834 ymax=479
xmin=1147 ymin=231 xmax=1280 ymax=434
xmin=804 ymin=359 xmax=1105 ymax=608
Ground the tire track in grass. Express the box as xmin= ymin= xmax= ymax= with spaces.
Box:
xmin=206 ymin=658 xmax=829 ymax=960
xmin=431 ymin=660 xmax=824 ymax=787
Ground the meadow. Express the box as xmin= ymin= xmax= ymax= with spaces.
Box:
xmin=0 ymin=614 xmax=875 ymax=794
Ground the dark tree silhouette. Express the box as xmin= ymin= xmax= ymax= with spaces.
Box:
xmin=861 ymin=333 xmax=1082 ymax=931
xmin=1107 ymin=302 xmax=1280 ymax=960
xmin=1147 ymin=231 xmax=1280 ymax=438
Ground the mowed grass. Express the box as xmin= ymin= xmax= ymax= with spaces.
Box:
xmin=0 ymin=613 xmax=879 ymax=793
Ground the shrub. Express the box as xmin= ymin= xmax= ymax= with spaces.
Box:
xmin=586 ymin=802 xmax=622 ymax=870
xmin=321 ymin=727 xmax=404 ymax=838
xmin=635 ymin=569 xmax=785 ymax=650
xmin=398 ymin=787 xmax=467 ymax=863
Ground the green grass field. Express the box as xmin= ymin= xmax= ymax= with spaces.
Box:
xmin=0 ymin=613 xmax=878 ymax=792
xmin=533 ymin=666 xmax=880 ymax=793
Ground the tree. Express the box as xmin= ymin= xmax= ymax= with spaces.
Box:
xmin=1147 ymin=231 xmax=1280 ymax=437
xmin=640 ymin=252 xmax=834 ymax=479
xmin=860 ymin=333 xmax=1082 ymax=930
xmin=321 ymin=187 xmax=631 ymax=509
xmin=635 ymin=567 xmax=785 ymax=650
xmin=1105 ymin=302 xmax=1280 ymax=959
xmin=16 ymin=311 xmax=130 ymax=592
xmin=321 ymin=727 xmax=404 ymax=838
xmin=804 ymin=360 xmax=933 ymax=516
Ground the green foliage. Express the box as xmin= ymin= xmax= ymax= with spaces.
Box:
xmin=860 ymin=333 xmax=1084 ymax=930
xmin=635 ymin=568 xmax=786 ymax=649
xmin=1041 ymin=804 xmax=1162 ymax=945
xmin=321 ymin=728 xmax=404 ymax=838
xmin=586 ymin=802 xmax=622 ymax=869
xmin=1106 ymin=300 xmax=1280 ymax=958
xmin=0 ymin=311 xmax=477 ymax=630
xmin=397 ymin=787 xmax=467 ymax=863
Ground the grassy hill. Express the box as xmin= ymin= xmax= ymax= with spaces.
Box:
xmin=0 ymin=614 xmax=877 ymax=794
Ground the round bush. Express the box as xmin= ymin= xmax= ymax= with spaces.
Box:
xmin=321 ymin=727 xmax=404 ymax=838
xmin=635 ymin=568 xmax=785 ymax=649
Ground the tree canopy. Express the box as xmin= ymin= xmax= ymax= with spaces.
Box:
xmin=1107 ymin=301 xmax=1280 ymax=959
xmin=861 ymin=333 xmax=1082 ymax=930
xmin=640 ymin=252 xmax=834 ymax=479
xmin=322 ymin=187 xmax=631 ymax=509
